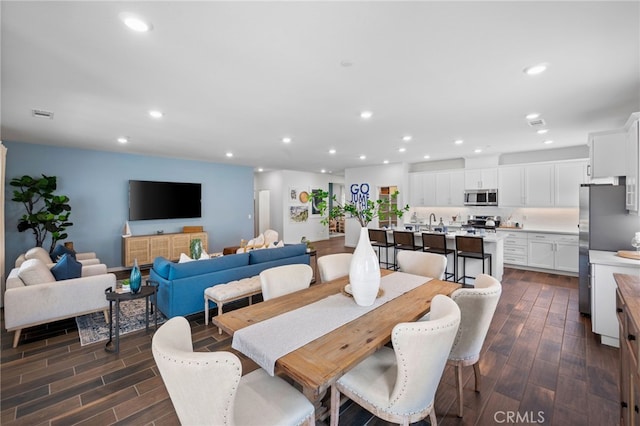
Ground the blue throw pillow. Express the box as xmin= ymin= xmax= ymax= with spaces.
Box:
xmin=50 ymin=244 xmax=76 ymax=262
xmin=50 ymin=253 xmax=82 ymax=281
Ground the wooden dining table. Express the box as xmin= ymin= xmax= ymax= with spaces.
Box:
xmin=213 ymin=269 xmax=460 ymax=418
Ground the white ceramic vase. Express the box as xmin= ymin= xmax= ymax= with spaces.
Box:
xmin=349 ymin=227 xmax=381 ymax=306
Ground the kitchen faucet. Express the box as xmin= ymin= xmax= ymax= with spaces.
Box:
xmin=429 ymin=213 xmax=436 ymax=231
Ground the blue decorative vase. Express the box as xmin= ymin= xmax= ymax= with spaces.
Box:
xmin=130 ymin=258 xmax=142 ymax=294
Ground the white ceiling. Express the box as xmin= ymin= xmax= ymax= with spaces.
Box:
xmin=2 ymin=1 xmax=639 ymax=175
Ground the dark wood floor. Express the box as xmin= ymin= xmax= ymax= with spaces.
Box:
xmin=1 ymin=237 xmax=620 ymax=425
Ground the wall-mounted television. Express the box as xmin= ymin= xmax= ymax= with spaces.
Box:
xmin=129 ymin=180 xmax=201 ymax=221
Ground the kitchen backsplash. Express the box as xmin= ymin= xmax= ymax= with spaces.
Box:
xmin=408 ymin=206 xmax=579 ymax=232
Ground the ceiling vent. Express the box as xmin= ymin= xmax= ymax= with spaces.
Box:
xmin=32 ymin=109 xmax=54 ymax=119
xmin=527 ymin=118 xmax=546 ymax=127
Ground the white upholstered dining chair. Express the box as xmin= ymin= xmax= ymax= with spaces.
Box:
xmin=260 ymin=263 xmax=313 ymax=301
xmin=448 ymin=273 xmax=502 ymax=417
xmin=396 ymin=250 xmax=448 ymax=280
xmin=152 ymin=316 xmax=315 ymax=426
xmin=330 ymin=294 xmax=461 ymax=426
xmin=317 ymin=253 xmax=352 ymax=283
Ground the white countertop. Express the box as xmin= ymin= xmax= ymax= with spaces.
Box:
xmin=381 ymin=228 xmax=503 ymax=243
xmin=496 ymin=227 xmax=579 ymax=235
xmin=590 ymin=250 xmax=640 ymax=269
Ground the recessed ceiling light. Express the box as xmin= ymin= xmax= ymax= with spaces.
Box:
xmin=537 ymin=129 xmax=549 ymax=135
xmin=383 ymin=160 xmax=389 ymax=164
xmin=423 ymin=155 xmax=431 ymax=159
xmin=526 ymin=113 xmax=540 ymax=120
xmin=359 ymin=155 xmax=366 ymax=160
xmin=523 ymin=63 xmax=548 ymax=75
xmin=474 ymin=148 xmax=483 ymax=154
xmin=120 ymin=13 xmax=152 ymax=32
xmin=321 ymin=169 xmax=326 ymax=173
xmin=360 ymin=111 xmax=373 ymax=120
xmin=226 ymin=152 xmax=233 ymax=158
xmin=543 ymin=140 xmax=554 ymax=145
xmin=117 ymin=137 xmax=128 ymax=144
xmin=402 ymin=135 xmax=412 ymax=142
xmin=454 ymin=139 xmax=464 ymax=145
xmin=257 ymin=168 xmax=263 ymax=172
xmin=329 ymin=149 xmax=336 ymax=154
xmin=282 ymin=137 xmax=292 ymax=143
xmin=398 ymin=147 xmax=406 ymax=153
xmin=149 ymin=110 xmax=163 ymax=119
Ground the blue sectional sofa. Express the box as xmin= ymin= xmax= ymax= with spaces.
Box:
xmin=149 ymin=243 xmax=310 ymax=318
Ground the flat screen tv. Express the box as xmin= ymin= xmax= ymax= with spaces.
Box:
xmin=129 ymin=180 xmax=201 ymax=221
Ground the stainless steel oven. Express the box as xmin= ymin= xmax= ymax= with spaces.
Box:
xmin=463 ymin=189 xmax=498 ymax=206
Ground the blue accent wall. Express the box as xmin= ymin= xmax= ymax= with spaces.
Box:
xmin=4 ymin=142 xmax=255 ymax=269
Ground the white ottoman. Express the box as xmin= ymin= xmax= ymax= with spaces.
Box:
xmin=204 ymin=276 xmax=262 ymax=334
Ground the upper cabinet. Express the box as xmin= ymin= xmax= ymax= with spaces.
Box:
xmin=555 ymin=161 xmax=588 ymax=207
xmin=409 ymin=170 xmax=464 ymax=207
xmin=464 ymin=168 xmax=498 ymax=189
xmin=525 ymin=164 xmax=555 ymax=207
xmin=498 ymin=166 xmax=525 ymax=207
xmin=498 ymin=160 xmax=586 ymax=208
xmin=436 ymin=170 xmax=465 ymax=206
xmin=625 ymin=116 xmax=639 ymax=214
xmin=589 ymin=129 xmax=626 ymax=178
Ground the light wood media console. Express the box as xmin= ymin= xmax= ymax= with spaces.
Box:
xmin=122 ymin=232 xmax=208 ymax=267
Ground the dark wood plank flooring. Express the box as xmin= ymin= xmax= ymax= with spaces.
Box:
xmin=1 ymin=237 xmax=620 ymax=425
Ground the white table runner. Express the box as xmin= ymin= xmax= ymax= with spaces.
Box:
xmin=231 ymin=272 xmax=431 ymax=375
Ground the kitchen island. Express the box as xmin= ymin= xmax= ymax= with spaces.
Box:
xmin=588 ymin=250 xmax=640 ymax=347
xmin=380 ymin=229 xmax=504 ymax=283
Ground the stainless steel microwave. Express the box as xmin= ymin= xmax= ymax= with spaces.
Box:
xmin=464 ymin=189 xmax=498 ymax=206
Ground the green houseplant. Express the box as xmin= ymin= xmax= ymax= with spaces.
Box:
xmin=10 ymin=175 xmax=73 ymax=253
xmin=314 ymin=189 xmax=410 ymax=227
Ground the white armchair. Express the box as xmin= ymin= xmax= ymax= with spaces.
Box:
xmin=397 ymin=250 xmax=448 ymax=280
xmin=4 ymin=258 xmax=115 ymax=347
xmin=448 ymin=274 xmax=502 ymax=417
xmin=152 ymin=316 xmax=315 ymax=425
xmin=317 ymin=253 xmax=352 ymax=283
xmin=330 ymin=294 xmax=461 ymax=426
xmin=260 ymin=264 xmax=313 ymax=301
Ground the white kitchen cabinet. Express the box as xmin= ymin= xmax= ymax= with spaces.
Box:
xmin=435 ymin=170 xmax=464 ymax=206
xmin=528 ymin=234 xmax=555 ymax=269
xmin=525 ymin=164 xmax=554 ymax=207
xmin=528 ymin=233 xmax=578 ymax=273
xmin=498 ymin=166 xmax=525 ymax=207
xmin=554 ymin=235 xmax=579 ymax=272
xmin=589 ymin=129 xmax=626 ymax=178
xmin=409 ymin=173 xmax=424 ymax=206
xmin=464 ymin=168 xmax=498 ymax=189
xmin=625 ymin=117 xmax=639 ymax=214
xmin=423 ymin=173 xmax=437 ymax=206
xmin=498 ymin=230 xmax=528 ymax=266
xmin=591 ymin=263 xmax=639 ymax=347
xmin=555 ymin=161 xmax=587 ymax=207
xmin=498 ymin=160 xmax=585 ymax=208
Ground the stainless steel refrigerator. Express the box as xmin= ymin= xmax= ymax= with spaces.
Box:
xmin=578 ymin=183 xmax=639 ymax=315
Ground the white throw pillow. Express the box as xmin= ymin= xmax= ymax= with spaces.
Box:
xmin=276 ymin=240 xmax=284 ymax=248
xmin=178 ymin=253 xmax=195 ymax=263
xmin=18 ymin=259 xmax=56 ymax=286
xmin=25 ymin=247 xmax=52 ymax=264
xmin=199 ymin=251 xmax=210 ymax=260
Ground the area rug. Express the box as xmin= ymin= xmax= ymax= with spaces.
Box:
xmin=76 ymin=299 xmax=167 ymax=346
